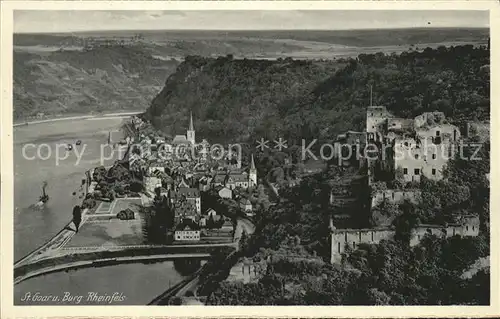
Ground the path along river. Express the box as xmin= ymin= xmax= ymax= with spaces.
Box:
xmin=13 ymin=116 xmax=187 ymax=305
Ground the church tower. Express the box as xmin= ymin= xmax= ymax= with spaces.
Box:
xmin=187 ymin=112 xmax=195 ymax=145
xmin=249 ymin=154 xmax=257 ymax=186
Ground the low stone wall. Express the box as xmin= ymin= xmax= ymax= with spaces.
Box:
xmin=331 ymin=216 xmax=480 ymax=264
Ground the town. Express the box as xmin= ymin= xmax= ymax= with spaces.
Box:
xmin=84 ymin=112 xmax=259 ymax=245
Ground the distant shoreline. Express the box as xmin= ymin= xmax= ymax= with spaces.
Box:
xmin=13 ymin=111 xmax=144 ymax=127
xmin=13 ymin=26 xmax=489 ymax=36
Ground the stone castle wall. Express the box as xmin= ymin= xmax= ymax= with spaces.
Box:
xmin=330 ymin=216 xmax=480 ymax=264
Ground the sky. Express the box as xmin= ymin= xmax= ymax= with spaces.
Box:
xmin=14 ymin=10 xmax=489 ymax=33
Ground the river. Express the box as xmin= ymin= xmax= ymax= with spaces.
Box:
xmin=14 ymin=117 xmax=126 ymax=260
xmin=14 ymin=261 xmax=187 ymax=305
xmin=13 ymin=117 xmax=190 ymax=305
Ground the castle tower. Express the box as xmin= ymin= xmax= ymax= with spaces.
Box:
xmin=366 ymin=106 xmax=390 ymax=133
xmin=249 ymin=154 xmax=257 ymax=186
xmin=187 ymin=112 xmax=195 ymax=145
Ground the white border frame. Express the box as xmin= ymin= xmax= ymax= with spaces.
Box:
xmin=1 ymin=1 xmax=499 ymax=318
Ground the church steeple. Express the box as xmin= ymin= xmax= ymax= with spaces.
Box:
xmin=249 ymin=154 xmax=257 ymax=186
xmin=187 ymin=112 xmax=195 ymax=145
xmin=250 ymin=154 xmax=256 ymax=170
xmin=189 ymin=112 xmax=194 ymax=131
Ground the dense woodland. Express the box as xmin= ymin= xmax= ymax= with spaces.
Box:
xmin=147 ymin=44 xmax=489 ymax=147
xmin=205 ymin=152 xmax=490 ymax=305
xmin=208 ymin=234 xmax=489 ymax=305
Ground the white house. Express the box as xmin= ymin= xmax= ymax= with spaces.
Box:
xmin=144 ymin=176 xmax=162 ymax=193
xmin=240 ymin=199 xmax=253 ymax=212
xmin=218 ymin=186 xmax=232 ymax=199
xmin=174 ymin=225 xmax=201 ymax=241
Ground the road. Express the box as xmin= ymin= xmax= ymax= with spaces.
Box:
xmin=175 ymin=275 xmax=201 ymax=297
xmin=233 ymin=217 xmax=256 ymax=243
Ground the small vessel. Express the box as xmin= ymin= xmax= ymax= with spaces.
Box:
xmin=39 ymin=181 xmax=49 ymax=203
xmin=76 ymin=140 xmax=82 ymax=146
xmin=67 ymin=144 xmax=73 ymax=151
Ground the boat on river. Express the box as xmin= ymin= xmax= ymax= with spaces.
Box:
xmin=39 ymin=181 xmax=49 ymax=204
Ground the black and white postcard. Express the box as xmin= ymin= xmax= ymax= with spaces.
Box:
xmin=1 ymin=1 xmax=498 ymax=318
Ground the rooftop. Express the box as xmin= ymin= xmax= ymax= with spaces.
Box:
xmin=172 ymin=135 xmax=188 ymax=145
xmin=213 ymin=174 xmax=227 ymax=183
xmin=240 ymin=198 xmax=252 ymax=205
xmin=177 ymin=187 xmax=200 ymax=197
xmin=229 ymin=174 xmax=248 ymax=182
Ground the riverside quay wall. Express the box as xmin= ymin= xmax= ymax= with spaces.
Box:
xmin=330 ymin=215 xmax=480 ymax=264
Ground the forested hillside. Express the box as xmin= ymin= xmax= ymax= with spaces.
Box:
xmin=203 ymin=156 xmax=490 ymax=305
xmin=13 ymin=45 xmax=179 ymax=120
xmin=146 ymin=44 xmax=489 ymax=144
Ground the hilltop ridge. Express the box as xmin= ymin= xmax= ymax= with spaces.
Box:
xmin=146 ymin=44 xmax=489 ymax=144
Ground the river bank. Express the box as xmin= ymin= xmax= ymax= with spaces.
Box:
xmin=13 ymin=111 xmax=144 ymax=127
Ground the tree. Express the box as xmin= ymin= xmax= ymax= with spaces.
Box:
xmin=366 ymin=288 xmax=391 ymax=305
xmin=207 ymin=214 xmax=215 ymax=229
xmin=72 ymin=205 xmax=82 ymax=232
xmin=393 ymin=200 xmax=419 ymax=244
xmin=370 ymin=198 xmax=399 ymax=227
xmin=239 ymin=230 xmax=249 ymax=252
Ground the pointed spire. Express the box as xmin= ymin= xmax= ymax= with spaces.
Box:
xmin=189 ymin=112 xmax=194 ymax=131
xmin=250 ymin=154 xmax=256 ymax=170
xmin=369 ymin=84 xmax=373 ymax=106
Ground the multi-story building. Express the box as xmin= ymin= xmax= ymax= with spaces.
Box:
xmin=169 ymin=187 xmax=201 ymax=214
xmin=174 ymin=224 xmax=201 ymax=241
xmin=363 ymin=106 xmax=461 ymax=183
xmin=227 ymin=173 xmax=249 ymax=189
xmin=223 ymin=155 xmax=258 ymax=190
xmin=172 ymin=200 xmax=198 ymax=224
xmin=393 ymin=135 xmax=455 ymax=182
